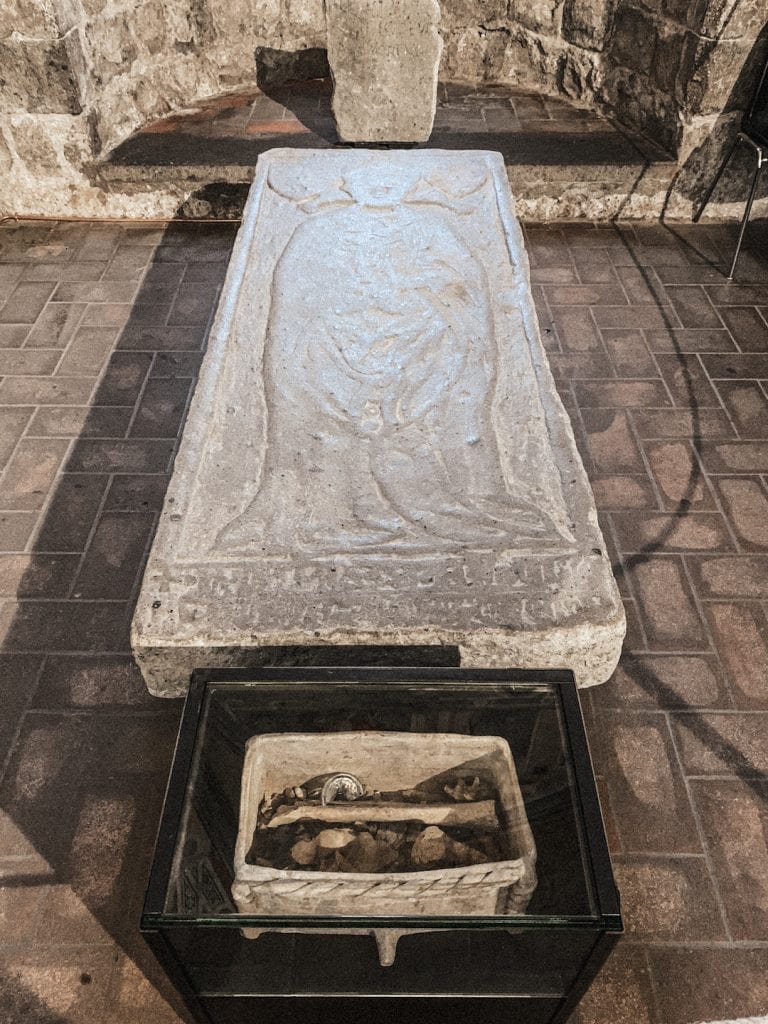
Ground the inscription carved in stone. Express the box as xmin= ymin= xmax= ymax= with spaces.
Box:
xmin=131 ymin=150 xmax=625 ymax=696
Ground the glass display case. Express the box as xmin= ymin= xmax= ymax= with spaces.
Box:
xmin=142 ymin=667 xmax=622 ymax=1024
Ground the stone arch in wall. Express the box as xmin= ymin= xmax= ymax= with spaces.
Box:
xmin=0 ymin=0 xmax=331 ymax=214
xmin=0 ymin=0 xmax=765 ymax=216
xmin=1 ymin=0 xmax=617 ymax=175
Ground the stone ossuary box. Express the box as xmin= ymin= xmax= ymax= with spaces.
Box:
xmin=231 ymin=729 xmax=538 ymax=965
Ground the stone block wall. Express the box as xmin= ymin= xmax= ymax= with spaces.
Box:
xmin=439 ymin=0 xmax=606 ymax=101
xmin=666 ymin=6 xmax=768 ymax=217
xmin=1 ymin=1 xmax=88 ymax=209
xmin=0 ymin=0 xmax=766 ymax=217
xmin=1 ymin=0 xmax=331 ymax=216
xmin=600 ymin=0 xmax=767 ymax=174
xmin=440 ymin=0 xmax=766 ymax=169
xmin=2 ymin=1 xmax=217 ymax=215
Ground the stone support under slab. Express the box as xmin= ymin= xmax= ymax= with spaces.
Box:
xmin=131 ymin=148 xmax=625 ymax=696
xmin=326 ymin=0 xmax=441 ymax=143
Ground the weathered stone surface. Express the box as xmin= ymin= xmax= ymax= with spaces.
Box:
xmin=562 ymin=0 xmax=614 ymax=51
xmin=327 ymin=0 xmax=441 ymax=143
xmin=608 ymin=7 xmax=658 ymax=77
xmin=600 ymin=65 xmax=683 ymax=155
xmin=132 ymin=149 xmax=624 ymax=695
xmin=249 ymin=0 xmax=326 ymax=51
xmin=10 ymin=119 xmax=63 ymax=175
xmin=0 ymin=38 xmax=81 ymax=115
xmin=0 ymin=131 xmax=12 ymax=176
xmin=510 ymin=0 xmax=562 ymax=36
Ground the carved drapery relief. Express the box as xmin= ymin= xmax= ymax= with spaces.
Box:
xmin=218 ymin=169 xmax=571 ymax=556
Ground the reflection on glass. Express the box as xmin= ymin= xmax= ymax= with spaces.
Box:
xmin=166 ymin=682 xmax=596 ymax=930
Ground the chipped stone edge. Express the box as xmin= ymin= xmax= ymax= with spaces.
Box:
xmin=695 ymin=1018 xmax=768 ymax=1024
xmin=135 ymin=611 xmax=625 ymax=698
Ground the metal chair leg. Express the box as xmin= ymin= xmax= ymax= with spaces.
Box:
xmin=693 ymin=134 xmax=741 ymax=223
xmin=728 ymin=142 xmax=765 ymax=280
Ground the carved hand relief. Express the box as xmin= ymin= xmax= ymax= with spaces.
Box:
xmin=213 ymin=161 xmax=574 ymax=559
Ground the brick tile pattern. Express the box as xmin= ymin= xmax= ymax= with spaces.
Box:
xmin=526 ymin=220 xmax=768 ymax=1024
xmin=1 ymin=218 xmax=768 ymax=1023
xmin=0 ymin=220 xmax=231 ymax=1024
xmin=108 ymin=81 xmax=671 ymax=178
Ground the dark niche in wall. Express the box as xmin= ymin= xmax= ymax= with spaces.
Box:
xmin=255 ymin=46 xmax=330 ymax=88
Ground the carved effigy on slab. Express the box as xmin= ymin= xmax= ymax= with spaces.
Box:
xmin=131 ymin=149 xmax=625 ymax=696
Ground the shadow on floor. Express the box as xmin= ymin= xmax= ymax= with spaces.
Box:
xmin=1 ymin=211 xmax=767 ymax=1023
xmin=599 ymin=222 xmax=768 ymax=792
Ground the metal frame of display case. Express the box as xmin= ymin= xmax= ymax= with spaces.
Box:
xmin=142 ymin=667 xmax=622 ymax=1024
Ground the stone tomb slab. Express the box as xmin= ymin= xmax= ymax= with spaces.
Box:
xmin=132 ymin=149 xmax=625 ymax=696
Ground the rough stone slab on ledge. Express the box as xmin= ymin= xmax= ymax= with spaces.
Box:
xmin=327 ymin=0 xmax=441 ymax=143
xmin=131 ymin=148 xmax=625 ymax=696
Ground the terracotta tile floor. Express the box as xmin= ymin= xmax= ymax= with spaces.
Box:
xmin=107 ymin=80 xmax=669 ymax=167
xmin=100 ymin=81 xmax=679 ymax=223
xmin=1 ymin=216 xmax=768 ymax=1022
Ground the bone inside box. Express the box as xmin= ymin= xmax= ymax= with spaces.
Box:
xmin=232 ymin=731 xmax=538 ymax=919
